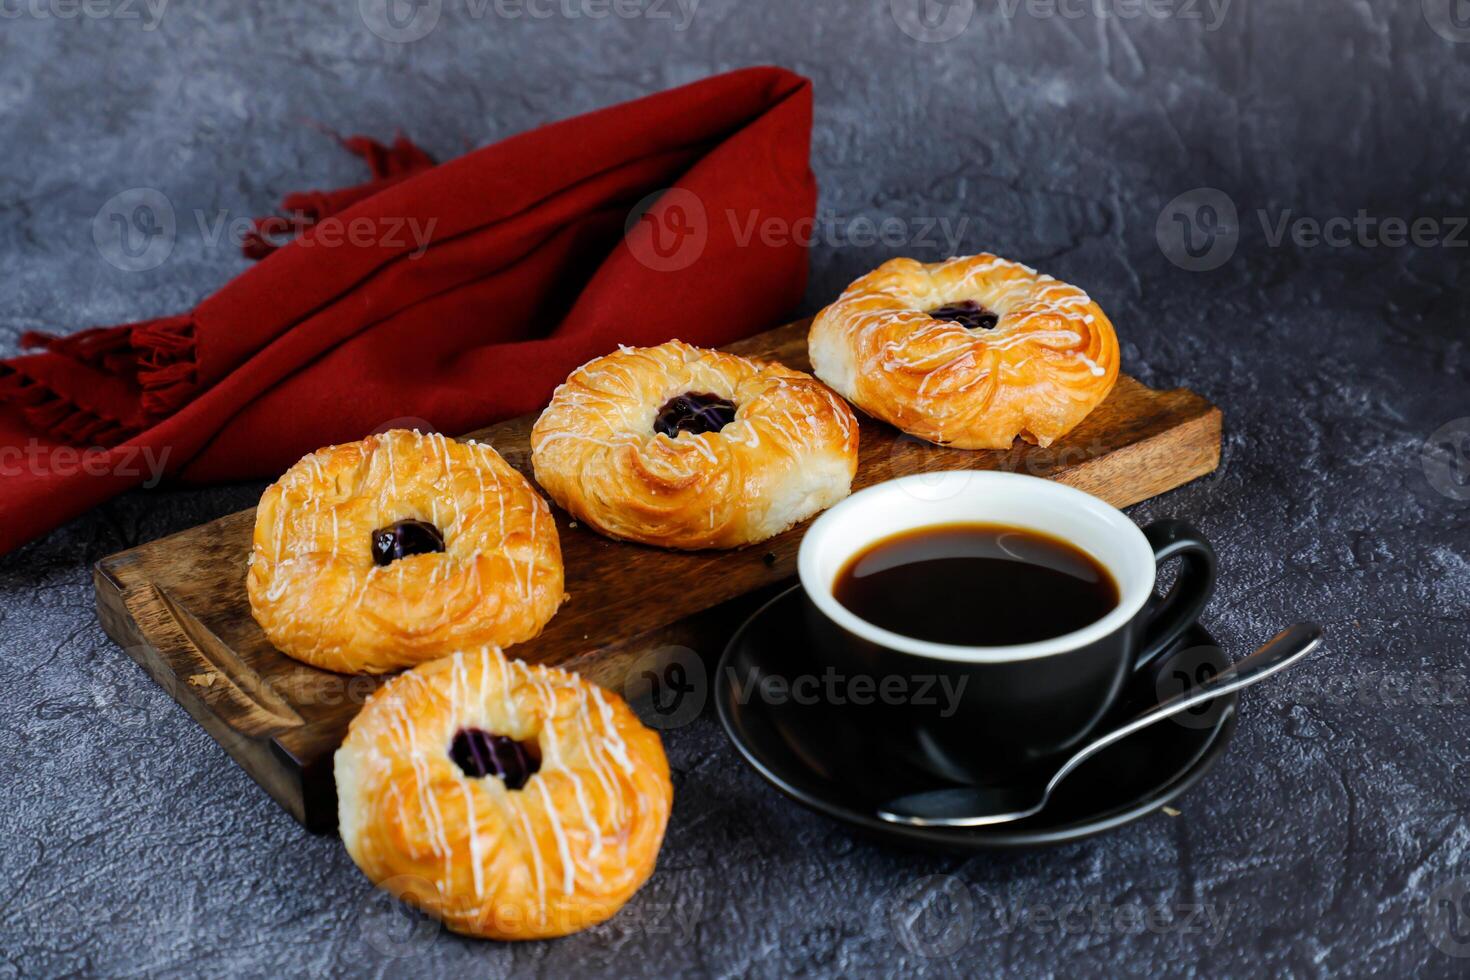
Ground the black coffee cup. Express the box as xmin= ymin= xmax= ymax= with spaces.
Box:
xmin=797 ymin=471 xmax=1216 ymax=781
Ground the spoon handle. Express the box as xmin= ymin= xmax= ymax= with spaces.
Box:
xmin=1045 ymin=623 xmax=1324 ymax=796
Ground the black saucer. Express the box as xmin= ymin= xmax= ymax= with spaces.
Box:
xmin=716 ymin=585 xmax=1238 ymax=851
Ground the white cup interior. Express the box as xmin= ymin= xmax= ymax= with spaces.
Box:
xmin=797 ymin=471 xmax=1158 ymax=663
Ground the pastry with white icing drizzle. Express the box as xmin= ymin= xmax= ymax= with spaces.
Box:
xmin=247 ymin=429 xmax=565 ymax=674
xmin=334 ymin=646 xmax=672 ymax=940
xmin=808 ymin=254 xmax=1119 ymax=449
xmin=531 ymin=340 xmax=859 ymax=550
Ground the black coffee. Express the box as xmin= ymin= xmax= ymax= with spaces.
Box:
xmin=833 ymin=523 xmax=1119 ymax=646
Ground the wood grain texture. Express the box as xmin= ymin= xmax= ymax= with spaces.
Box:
xmin=94 ymin=317 xmax=1222 ymax=832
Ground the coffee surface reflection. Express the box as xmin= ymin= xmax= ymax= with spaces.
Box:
xmin=832 ymin=522 xmax=1119 ymax=646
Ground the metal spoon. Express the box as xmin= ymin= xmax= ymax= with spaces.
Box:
xmin=878 ymin=622 xmax=1323 ymax=828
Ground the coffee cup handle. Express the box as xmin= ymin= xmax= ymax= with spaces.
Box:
xmin=1133 ymin=520 xmax=1218 ymax=673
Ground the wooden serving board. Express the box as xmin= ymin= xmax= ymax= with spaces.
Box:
xmin=94 ymin=317 xmax=1222 ymax=832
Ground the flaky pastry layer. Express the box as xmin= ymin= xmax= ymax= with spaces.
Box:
xmin=335 ymin=647 xmax=672 ymax=940
xmin=247 ymin=430 xmax=564 ymax=674
xmin=531 ymin=340 xmax=859 ymax=549
xmin=809 ymin=254 xmax=1119 ymax=449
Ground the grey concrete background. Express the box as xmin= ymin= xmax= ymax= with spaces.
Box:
xmin=2 ymin=0 xmax=1469 ymax=976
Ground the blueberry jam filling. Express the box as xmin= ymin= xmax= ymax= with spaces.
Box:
xmin=653 ymin=391 xmax=738 ymax=438
xmin=927 ymin=300 xmax=999 ymax=331
xmin=370 ymin=519 xmax=446 ymax=567
xmin=450 ymin=728 xmax=541 ymax=789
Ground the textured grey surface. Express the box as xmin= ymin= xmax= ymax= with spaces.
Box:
xmin=2 ymin=1 xmax=1469 ymax=976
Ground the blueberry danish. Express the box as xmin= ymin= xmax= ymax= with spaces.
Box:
xmin=531 ymin=340 xmax=859 ymax=550
xmin=247 ymin=429 xmax=564 ymax=674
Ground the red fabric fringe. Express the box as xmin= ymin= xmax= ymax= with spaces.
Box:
xmin=20 ymin=325 xmax=139 ymax=375
xmin=1 ymin=313 xmax=196 ymax=446
xmin=0 ymin=363 xmax=137 ymax=446
xmin=240 ymin=134 xmax=437 ymax=260
xmin=132 ymin=315 xmax=198 ymax=419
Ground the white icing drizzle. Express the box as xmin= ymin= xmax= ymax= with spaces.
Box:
xmin=459 ymin=781 xmax=486 ymax=899
xmin=589 ymin=686 xmax=636 ymax=775
xmin=498 ymin=652 xmax=519 ymax=728
xmin=568 ymin=760 xmax=604 ymax=859
xmin=252 ymin=429 xmax=559 ymax=670
xmin=535 ymin=779 xmax=576 ymax=894
xmin=827 ymin=254 xmax=1115 ymax=415
xmin=529 ymin=340 xmax=858 ymax=544
xmin=513 ymin=804 xmax=548 ymax=921
xmin=531 ymin=431 xmax=638 ymax=454
xmin=383 ymin=435 xmax=398 ymax=498
xmin=573 ymin=684 xmax=620 ymax=822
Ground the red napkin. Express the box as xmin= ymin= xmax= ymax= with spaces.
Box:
xmin=0 ymin=67 xmax=816 ymax=556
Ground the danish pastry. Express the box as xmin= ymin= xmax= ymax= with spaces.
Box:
xmin=808 ymin=254 xmax=1119 ymax=449
xmin=530 ymin=340 xmax=859 ymax=550
xmin=334 ymin=646 xmax=672 ymax=941
xmin=247 ymin=429 xmax=564 ymax=674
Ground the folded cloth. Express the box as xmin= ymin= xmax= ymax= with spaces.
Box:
xmin=0 ymin=66 xmax=816 ymax=556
